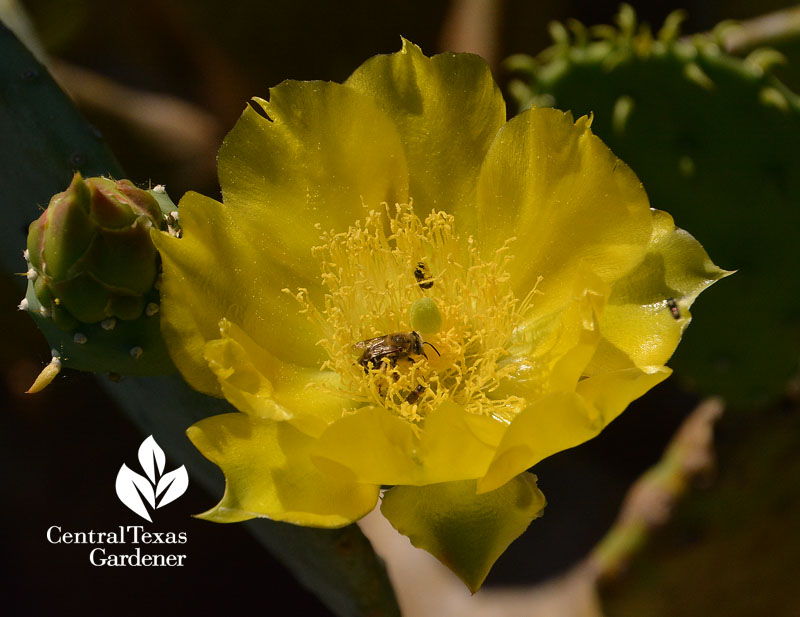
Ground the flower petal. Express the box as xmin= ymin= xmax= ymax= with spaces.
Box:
xmin=477 ymin=392 xmax=599 ymax=494
xmin=153 ymin=192 xmax=325 ymax=394
xmin=218 ymin=80 xmax=409 ymax=280
xmin=496 ymin=266 xmax=608 ymax=402
xmin=312 ymin=401 xmax=506 ymax=486
xmin=479 ymin=360 xmax=671 ymax=495
xmin=205 ymin=319 xmax=349 ymax=437
xmin=380 ymin=473 xmax=545 ymax=592
xmin=476 ymin=108 xmax=653 ymax=313
xmin=577 ymin=365 xmax=672 ymax=424
xmin=591 ymin=209 xmax=732 ymax=371
xmin=187 ymin=412 xmax=379 ymax=528
xmin=346 ymin=39 xmax=506 ymax=218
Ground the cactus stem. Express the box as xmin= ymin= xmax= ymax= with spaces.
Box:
xmin=26 ymin=268 xmax=37 ymax=280
xmin=612 ymin=95 xmax=635 ymax=135
xmin=101 ymin=317 xmax=116 ymax=331
xmin=684 ymin=62 xmax=715 ymax=90
xmin=129 ymin=346 xmax=143 ymax=360
xmin=745 ymin=48 xmax=787 ymax=75
xmin=548 ymin=21 xmax=571 ymax=48
xmin=616 ymin=3 xmax=638 ymax=39
xmin=589 ymin=24 xmax=618 ymax=41
xmin=602 ymin=49 xmax=631 ymax=72
xmin=73 ymin=332 xmax=88 ymax=344
xmin=759 ymin=86 xmax=790 ymax=111
xmin=27 ymin=356 xmax=62 ymax=394
xmin=567 ymin=18 xmax=588 ymax=47
xmin=657 ymin=9 xmax=687 ymax=43
xmin=678 ymin=155 xmax=696 ymax=177
xmin=145 ymin=302 xmax=159 ymax=317
xmin=18 ymin=298 xmax=29 ymax=311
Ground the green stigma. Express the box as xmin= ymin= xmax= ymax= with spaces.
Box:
xmin=410 ymin=297 xmax=442 ymax=334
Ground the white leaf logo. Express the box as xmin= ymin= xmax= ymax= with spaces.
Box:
xmin=138 ymin=435 xmax=166 ymax=484
xmin=116 ymin=464 xmax=155 ymax=522
xmin=156 ymin=466 xmax=189 ymax=508
xmin=115 ymin=435 xmax=189 ymax=522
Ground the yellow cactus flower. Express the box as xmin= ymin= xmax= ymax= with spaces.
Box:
xmin=153 ymin=40 xmax=728 ymax=592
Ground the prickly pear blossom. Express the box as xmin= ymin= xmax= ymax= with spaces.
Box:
xmin=153 ymin=41 xmax=727 ymax=591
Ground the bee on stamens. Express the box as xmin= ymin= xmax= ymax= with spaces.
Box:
xmin=414 ymin=261 xmax=434 ymax=290
xmin=666 ymin=297 xmax=681 ymax=320
xmin=354 ymin=331 xmax=440 ymax=371
xmin=405 ymin=384 xmax=426 ymax=405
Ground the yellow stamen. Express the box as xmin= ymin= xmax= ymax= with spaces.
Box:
xmin=289 ymin=203 xmax=538 ymax=422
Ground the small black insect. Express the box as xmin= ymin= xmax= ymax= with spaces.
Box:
xmin=667 ymin=298 xmax=681 ymax=320
xmin=405 ymin=385 xmax=426 ymax=405
xmin=414 ymin=261 xmax=434 ymax=290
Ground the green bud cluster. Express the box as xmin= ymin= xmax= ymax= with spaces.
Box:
xmin=26 ymin=173 xmax=164 ymax=328
xmin=22 ymin=175 xmax=177 ymax=379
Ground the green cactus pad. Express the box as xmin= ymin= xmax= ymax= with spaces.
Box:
xmin=507 ymin=7 xmax=800 ymax=407
xmin=24 ymin=277 xmax=172 ymax=375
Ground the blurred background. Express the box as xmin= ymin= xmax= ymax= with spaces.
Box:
xmin=3 ymin=1 xmax=799 ymax=615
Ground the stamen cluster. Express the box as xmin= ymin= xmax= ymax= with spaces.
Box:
xmin=290 ymin=204 xmax=537 ymax=422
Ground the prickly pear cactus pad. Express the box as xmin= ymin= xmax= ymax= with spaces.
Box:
xmin=507 ymin=6 xmax=800 ymax=406
xmin=152 ymin=40 xmax=727 ymax=591
xmin=21 ymin=174 xmax=177 ymax=381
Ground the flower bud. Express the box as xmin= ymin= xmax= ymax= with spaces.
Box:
xmin=22 ymin=175 xmax=176 ymax=384
xmin=27 ymin=173 xmax=165 ymax=326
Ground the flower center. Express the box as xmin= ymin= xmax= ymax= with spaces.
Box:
xmin=289 ymin=203 xmax=537 ymax=423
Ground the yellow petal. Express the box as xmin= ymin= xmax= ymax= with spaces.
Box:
xmin=477 ymin=392 xmax=600 ymax=494
xmin=381 ymin=473 xmax=545 ymax=592
xmin=577 ymin=365 xmax=672 ymax=424
xmin=475 ymin=108 xmax=653 ymax=314
xmin=218 ymin=80 xmax=409 ymax=280
xmin=205 ymin=319 xmax=350 ymax=437
xmin=312 ymin=401 xmax=506 ymax=486
xmin=479 ymin=361 xmax=672 ymax=495
xmin=153 ymin=193 xmax=326 ymax=394
xmin=346 ymin=39 xmax=506 ymax=218
xmin=498 ymin=267 xmax=608 ymax=401
xmin=593 ymin=209 xmax=732 ymax=370
xmin=187 ymin=412 xmax=379 ymax=527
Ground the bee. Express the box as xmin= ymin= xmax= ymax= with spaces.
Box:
xmin=414 ymin=261 xmax=434 ymax=290
xmin=355 ymin=331 xmax=440 ymax=371
xmin=666 ymin=297 xmax=681 ymax=320
xmin=405 ymin=384 xmax=426 ymax=405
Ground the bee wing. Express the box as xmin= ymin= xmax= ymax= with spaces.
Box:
xmin=367 ymin=341 xmax=404 ymax=357
xmin=352 ymin=335 xmax=386 ymax=351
